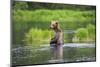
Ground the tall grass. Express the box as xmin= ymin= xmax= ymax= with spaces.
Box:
xmin=24 ymin=28 xmax=54 ymax=46
xmin=13 ymin=9 xmax=95 ymax=30
xmin=12 ymin=9 xmax=96 ymax=45
xmin=13 ymin=9 xmax=95 ymax=22
xmin=73 ymin=24 xmax=95 ymax=43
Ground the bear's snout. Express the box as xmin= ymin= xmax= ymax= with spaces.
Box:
xmin=50 ymin=25 xmax=54 ymax=29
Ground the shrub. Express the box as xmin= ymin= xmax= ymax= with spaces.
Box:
xmin=24 ymin=28 xmax=53 ymax=46
xmin=87 ymin=24 xmax=95 ymax=41
xmin=74 ymin=28 xmax=88 ymax=42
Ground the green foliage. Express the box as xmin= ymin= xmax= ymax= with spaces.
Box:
xmin=13 ymin=9 xmax=95 ymax=30
xmin=75 ymin=28 xmax=88 ymax=42
xmin=13 ymin=2 xmax=28 ymax=10
xmin=24 ymin=28 xmax=53 ymax=46
xmin=73 ymin=24 xmax=96 ymax=43
xmin=87 ymin=24 xmax=96 ymax=41
xmin=12 ymin=9 xmax=95 ymax=44
xmin=13 ymin=1 xmax=96 ymax=10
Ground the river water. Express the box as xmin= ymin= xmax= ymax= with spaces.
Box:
xmin=12 ymin=43 xmax=96 ymax=66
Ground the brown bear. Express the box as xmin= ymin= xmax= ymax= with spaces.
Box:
xmin=50 ymin=20 xmax=63 ymax=61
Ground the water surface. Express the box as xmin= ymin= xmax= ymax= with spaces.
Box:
xmin=12 ymin=43 xmax=96 ymax=65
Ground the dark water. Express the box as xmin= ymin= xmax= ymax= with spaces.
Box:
xmin=12 ymin=43 xmax=96 ymax=66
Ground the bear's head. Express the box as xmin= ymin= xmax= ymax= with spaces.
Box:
xmin=50 ymin=21 xmax=61 ymax=32
xmin=50 ymin=21 xmax=58 ymax=29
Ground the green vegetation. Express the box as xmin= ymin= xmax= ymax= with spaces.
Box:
xmin=12 ymin=1 xmax=96 ymax=47
xmin=73 ymin=24 xmax=95 ymax=42
xmin=87 ymin=24 xmax=96 ymax=42
xmin=13 ymin=2 xmax=28 ymax=10
xmin=24 ymin=28 xmax=53 ymax=46
xmin=73 ymin=28 xmax=88 ymax=42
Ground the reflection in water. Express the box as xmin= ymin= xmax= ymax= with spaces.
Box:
xmin=12 ymin=43 xmax=96 ymax=65
xmin=50 ymin=44 xmax=63 ymax=63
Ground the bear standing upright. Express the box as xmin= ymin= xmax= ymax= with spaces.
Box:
xmin=50 ymin=20 xmax=63 ymax=61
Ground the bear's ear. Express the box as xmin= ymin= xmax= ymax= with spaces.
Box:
xmin=55 ymin=22 xmax=59 ymax=28
xmin=55 ymin=21 xmax=58 ymax=25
